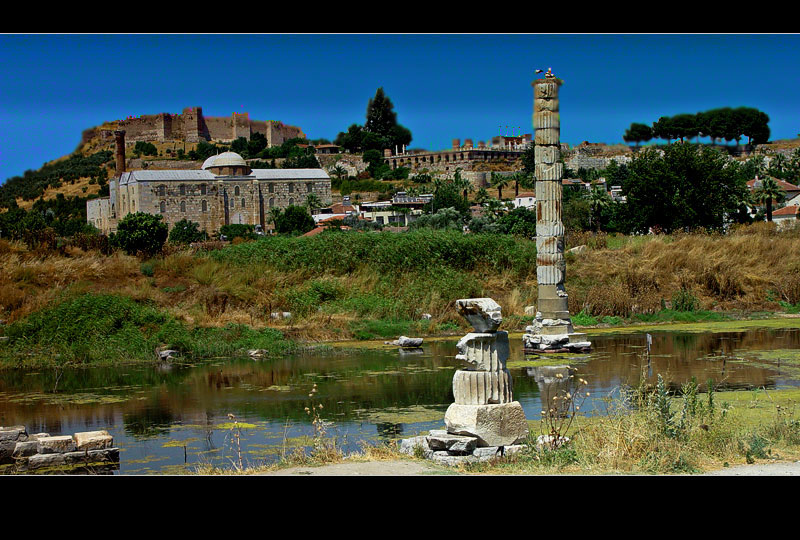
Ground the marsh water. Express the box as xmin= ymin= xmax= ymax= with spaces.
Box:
xmin=2 ymin=322 xmax=800 ymax=474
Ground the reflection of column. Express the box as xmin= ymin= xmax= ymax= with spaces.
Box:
xmin=523 ymin=71 xmax=590 ymax=354
xmin=528 ymin=365 xmax=576 ymax=418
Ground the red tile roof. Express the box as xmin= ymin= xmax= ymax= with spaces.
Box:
xmin=747 ymin=177 xmax=800 ymax=193
xmin=773 ymin=205 xmax=800 ymax=217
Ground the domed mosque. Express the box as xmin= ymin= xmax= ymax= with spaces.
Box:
xmin=87 ymin=133 xmax=331 ymax=236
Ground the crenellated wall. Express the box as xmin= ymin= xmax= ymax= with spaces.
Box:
xmin=93 ymin=107 xmax=305 ymax=146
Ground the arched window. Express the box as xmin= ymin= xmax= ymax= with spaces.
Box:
xmin=234 ymin=185 xmax=240 ymax=196
xmin=288 ymin=183 xmax=294 ymax=193
xmin=288 ymin=198 xmax=294 ymax=206
xmin=202 ymin=200 xmax=207 ymax=212
xmin=230 ymin=198 xmax=235 ymax=209
xmin=268 ymin=197 xmax=274 ymax=208
xmin=179 ymin=185 xmax=185 ymax=196
xmin=180 ymin=200 xmax=186 ymax=213
xmin=241 ymin=198 xmax=246 ymax=207
xmin=268 ymin=183 xmax=274 ymax=193
xmin=159 ymin=201 xmax=166 ymax=213
xmin=158 ymin=185 xmax=166 ymax=196
xmin=200 ymin=184 xmax=207 ymax=195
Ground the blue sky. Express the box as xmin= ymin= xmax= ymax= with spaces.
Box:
xmin=1 ymin=34 xmax=798 ymax=183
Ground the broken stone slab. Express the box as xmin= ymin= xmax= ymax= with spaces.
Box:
xmin=524 ymin=305 xmax=537 ymax=316
xmin=421 ymin=313 xmax=432 ymax=320
xmin=444 ymin=401 xmax=529 ymax=447
xmin=270 ymin=311 xmax=292 ymax=319
xmin=26 ymin=448 xmax=120 ymax=471
xmin=74 ymin=430 xmax=113 ymax=451
xmin=0 ymin=426 xmax=27 ymax=442
xmin=396 ymin=336 xmax=423 ymax=348
xmin=398 ymin=436 xmax=433 ymax=458
xmin=455 ymin=298 xmax=503 ymax=332
xmin=472 ymin=444 xmax=527 ymax=460
xmin=37 ymin=435 xmax=77 ymax=454
xmin=426 ymin=430 xmax=478 ymax=454
xmin=431 ymin=451 xmax=479 ymax=467
xmin=157 ymin=349 xmax=179 ymax=360
xmin=12 ymin=440 xmax=39 ymax=458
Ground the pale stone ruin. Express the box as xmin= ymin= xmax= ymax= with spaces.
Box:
xmin=523 ymin=69 xmax=591 ymax=354
xmin=399 ymin=298 xmax=530 ymax=466
xmin=0 ymin=425 xmax=119 ymax=473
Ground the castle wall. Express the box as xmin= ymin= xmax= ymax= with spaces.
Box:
xmin=93 ymin=107 xmax=305 ymax=147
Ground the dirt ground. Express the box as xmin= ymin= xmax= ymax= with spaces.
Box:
xmin=260 ymin=459 xmax=800 ymax=476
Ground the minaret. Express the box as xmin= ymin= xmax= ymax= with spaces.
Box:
xmin=523 ymin=69 xmax=591 ymax=353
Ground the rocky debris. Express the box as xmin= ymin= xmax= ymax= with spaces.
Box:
xmin=455 ymin=298 xmax=503 ymax=332
xmin=248 ymin=349 xmax=268 ymax=358
xmin=421 ymin=313 xmax=433 ymax=320
xmin=0 ymin=426 xmax=119 ymax=472
xmin=524 ymin=305 xmax=537 ymax=316
xmin=157 ymin=349 xmax=180 ymax=360
xmin=270 ymin=311 xmax=292 ymax=320
xmin=385 ymin=336 xmax=424 ymax=348
xmin=398 ymin=431 xmax=527 ymax=466
xmin=567 ymin=245 xmax=586 ymax=255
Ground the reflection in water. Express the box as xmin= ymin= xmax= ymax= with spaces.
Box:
xmin=1 ymin=325 xmax=799 ymax=474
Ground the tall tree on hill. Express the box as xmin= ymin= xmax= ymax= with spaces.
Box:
xmin=623 ymin=123 xmax=654 ymax=147
xmin=336 ymin=88 xmax=413 ymax=154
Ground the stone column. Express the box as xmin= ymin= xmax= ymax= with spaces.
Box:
xmin=523 ymin=70 xmax=591 ymax=353
xmin=444 ymin=298 xmax=529 ymax=447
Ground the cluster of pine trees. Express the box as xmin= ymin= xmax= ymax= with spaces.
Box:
xmin=623 ymin=107 xmax=770 ymax=146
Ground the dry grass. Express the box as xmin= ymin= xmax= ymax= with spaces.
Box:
xmin=567 ymin=222 xmax=800 ymax=316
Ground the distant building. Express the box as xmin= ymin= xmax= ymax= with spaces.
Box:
xmin=87 ymin=132 xmax=330 ymax=235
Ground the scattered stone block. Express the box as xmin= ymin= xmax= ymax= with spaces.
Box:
xmin=431 ymin=451 xmax=478 ymax=467
xmin=12 ymin=441 xmax=39 ymax=458
xmin=425 ymin=430 xmax=478 ymax=454
xmin=37 ymin=435 xmax=77 ymax=454
xmin=74 ymin=430 xmax=113 ymax=451
xmin=0 ymin=426 xmax=27 ymax=442
xmin=398 ymin=436 xmax=433 ymax=458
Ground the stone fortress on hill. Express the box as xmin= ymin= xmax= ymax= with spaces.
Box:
xmin=81 ymin=106 xmax=305 ymax=146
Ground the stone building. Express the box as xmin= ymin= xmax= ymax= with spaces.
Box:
xmin=88 ymin=142 xmax=331 ymax=235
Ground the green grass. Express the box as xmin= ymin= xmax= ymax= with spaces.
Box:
xmin=210 ymin=229 xmax=538 ymax=278
xmin=0 ymin=293 xmax=295 ymax=369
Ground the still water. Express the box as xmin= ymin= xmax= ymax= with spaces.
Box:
xmin=2 ymin=324 xmax=800 ymax=474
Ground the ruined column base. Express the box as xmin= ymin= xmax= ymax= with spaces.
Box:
xmin=522 ymin=313 xmax=591 ymax=353
xmin=444 ymin=401 xmax=529 ymax=447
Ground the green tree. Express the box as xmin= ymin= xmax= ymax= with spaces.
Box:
xmin=752 ymin=176 xmax=784 ymax=222
xmin=620 ymin=144 xmax=747 ymax=233
xmin=623 ymin=123 xmax=654 ymax=147
xmin=273 ymin=205 xmax=315 ymax=235
xmin=305 ymin=193 xmax=323 ymax=214
xmin=588 ymin=185 xmax=612 ymax=231
xmin=111 ymin=212 xmax=168 ymax=257
xmin=168 ymin=219 xmax=208 ymax=245
xmin=490 ymin=172 xmax=510 ymax=200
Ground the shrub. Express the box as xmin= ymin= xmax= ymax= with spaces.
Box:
xmin=219 ymin=224 xmax=256 ymax=241
xmin=111 ymin=212 xmax=168 ymax=257
xmin=169 ymin=219 xmax=208 ymax=245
